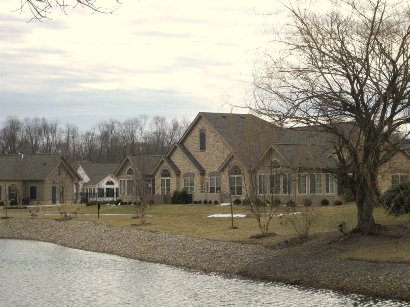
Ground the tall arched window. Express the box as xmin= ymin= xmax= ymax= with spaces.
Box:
xmin=161 ymin=169 xmax=171 ymax=194
xmin=229 ymin=165 xmax=242 ymax=196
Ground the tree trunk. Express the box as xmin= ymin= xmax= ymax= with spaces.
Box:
xmin=353 ymin=170 xmax=378 ymax=235
xmin=355 ymin=194 xmax=376 ymax=234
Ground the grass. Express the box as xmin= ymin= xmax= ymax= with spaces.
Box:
xmin=4 ymin=202 xmax=410 ymax=262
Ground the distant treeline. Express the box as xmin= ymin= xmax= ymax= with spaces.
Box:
xmin=0 ymin=116 xmax=190 ymax=163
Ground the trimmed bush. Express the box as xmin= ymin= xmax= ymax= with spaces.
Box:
xmin=174 ymin=190 xmax=192 ymax=204
xmin=321 ymin=199 xmax=330 ymax=206
xmin=213 ymin=200 xmax=219 ymax=205
xmin=286 ymin=200 xmax=296 ymax=207
xmin=0 ymin=201 xmax=4 ymax=206
xmin=379 ymin=182 xmax=410 ymax=216
xmin=208 ymin=200 xmax=213 ymax=204
xmin=303 ymin=199 xmax=312 ymax=207
xmin=333 ymin=200 xmax=343 ymax=206
xmin=233 ymin=198 xmax=242 ymax=205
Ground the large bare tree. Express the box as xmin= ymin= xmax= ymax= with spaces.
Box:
xmin=250 ymin=0 xmax=410 ymax=234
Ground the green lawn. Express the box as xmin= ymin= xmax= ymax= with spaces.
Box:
xmin=5 ymin=202 xmax=410 ymax=262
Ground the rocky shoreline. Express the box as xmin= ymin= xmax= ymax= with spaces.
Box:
xmin=1 ymin=219 xmax=409 ymax=301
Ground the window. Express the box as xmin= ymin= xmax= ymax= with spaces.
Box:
xmin=298 ymin=174 xmax=308 ymax=194
xmin=161 ymin=169 xmax=171 ymax=194
xmin=392 ymin=174 xmax=409 ymax=187
xmin=325 ymin=174 xmax=335 ymax=194
xmin=209 ymin=176 xmax=221 ymax=193
xmin=199 ymin=130 xmax=206 ymax=151
xmin=120 ymin=180 xmax=126 ymax=195
xmin=145 ymin=178 xmax=154 ymax=195
xmin=106 ymin=188 xmax=114 ymax=197
xmin=229 ymin=165 xmax=242 ymax=196
xmin=127 ymin=180 xmax=134 ymax=195
xmin=258 ymin=174 xmax=269 ymax=194
xmin=184 ymin=177 xmax=195 ymax=194
xmin=270 ymin=174 xmax=281 ymax=194
xmin=106 ymin=180 xmax=114 ymax=185
xmin=282 ymin=173 xmax=292 ymax=195
xmin=29 ymin=186 xmax=37 ymax=200
xmin=98 ymin=188 xmax=104 ymax=198
xmin=310 ymin=173 xmax=322 ymax=194
xmin=126 ymin=168 xmax=134 ymax=175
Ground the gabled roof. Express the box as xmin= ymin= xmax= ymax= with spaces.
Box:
xmin=175 ymin=143 xmax=205 ymax=174
xmin=0 ymin=154 xmax=80 ymax=181
xmin=115 ymin=155 xmax=163 ymax=177
xmin=198 ymin=112 xmax=337 ymax=170
xmin=79 ymin=162 xmax=119 ymax=185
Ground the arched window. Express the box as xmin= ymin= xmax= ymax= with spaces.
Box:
xmin=229 ymin=165 xmax=242 ymax=196
xmin=161 ymin=169 xmax=171 ymax=178
xmin=161 ymin=169 xmax=171 ymax=194
xmin=106 ymin=180 xmax=114 ymax=186
xmin=126 ymin=168 xmax=134 ymax=175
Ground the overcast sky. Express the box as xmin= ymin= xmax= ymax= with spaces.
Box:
xmin=0 ymin=0 xmax=279 ymax=130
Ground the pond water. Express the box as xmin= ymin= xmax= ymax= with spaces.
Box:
xmin=0 ymin=239 xmax=406 ymax=307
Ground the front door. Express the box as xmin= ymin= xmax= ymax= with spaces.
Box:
xmin=51 ymin=186 xmax=57 ymax=204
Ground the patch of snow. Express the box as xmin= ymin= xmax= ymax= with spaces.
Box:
xmin=208 ymin=214 xmax=247 ymax=218
xmin=275 ymin=212 xmax=301 ymax=217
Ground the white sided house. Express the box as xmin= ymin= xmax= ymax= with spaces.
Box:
xmin=75 ymin=162 xmax=119 ymax=203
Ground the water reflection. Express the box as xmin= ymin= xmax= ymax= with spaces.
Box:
xmin=0 ymin=240 xmax=406 ymax=307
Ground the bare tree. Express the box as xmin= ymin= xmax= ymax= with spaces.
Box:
xmin=0 ymin=117 xmax=23 ymax=154
xmin=16 ymin=0 xmax=121 ymax=20
xmin=250 ymin=0 xmax=410 ymax=234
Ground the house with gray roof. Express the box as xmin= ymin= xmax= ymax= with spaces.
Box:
xmin=74 ymin=162 xmax=119 ymax=203
xmin=0 ymin=154 xmax=81 ymax=206
xmin=151 ymin=112 xmax=410 ymax=204
xmin=114 ymin=155 xmax=163 ymax=203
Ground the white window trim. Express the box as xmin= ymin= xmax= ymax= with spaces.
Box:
xmin=325 ymin=173 xmax=335 ymax=194
xmin=298 ymin=173 xmax=308 ymax=195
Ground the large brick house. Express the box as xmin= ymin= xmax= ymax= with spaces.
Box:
xmin=0 ymin=154 xmax=81 ymax=205
xmin=114 ymin=155 xmax=162 ymax=203
xmin=151 ymin=112 xmax=410 ymax=204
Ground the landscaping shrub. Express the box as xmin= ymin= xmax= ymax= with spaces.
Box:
xmin=213 ymin=200 xmax=219 ymax=205
xmin=379 ymin=182 xmax=410 ymax=216
xmin=203 ymin=200 xmax=208 ymax=204
xmin=171 ymin=190 xmax=192 ymax=204
xmin=0 ymin=201 xmax=4 ymax=206
xmin=333 ymin=200 xmax=343 ymax=206
xmin=303 ymin=199 xmax=312 ymax=207
xmin=233 ymin=199 xmax=242 ymax=205
xmin=86 ymin=201 xmax=97 ymax=206
xmin=321 ymin=199 xmax=330 ymax=206
xmin=193 ymin=200 xmax=198 ymax=204
xmin=286 ymin=200 xmax=296 ymax=207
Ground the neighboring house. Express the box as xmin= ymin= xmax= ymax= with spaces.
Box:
xmin=151 ymin=112 xmax=410 ymax=204
xmin=114 ymin=155 xmax=163 ymax=203
xmin=0 ymin=154 xmax=81 ymax=205
xmin=378 ymin=149 xmax=410 ymax=192
xmin=74 ymin=162 xmax=119 ymax=203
